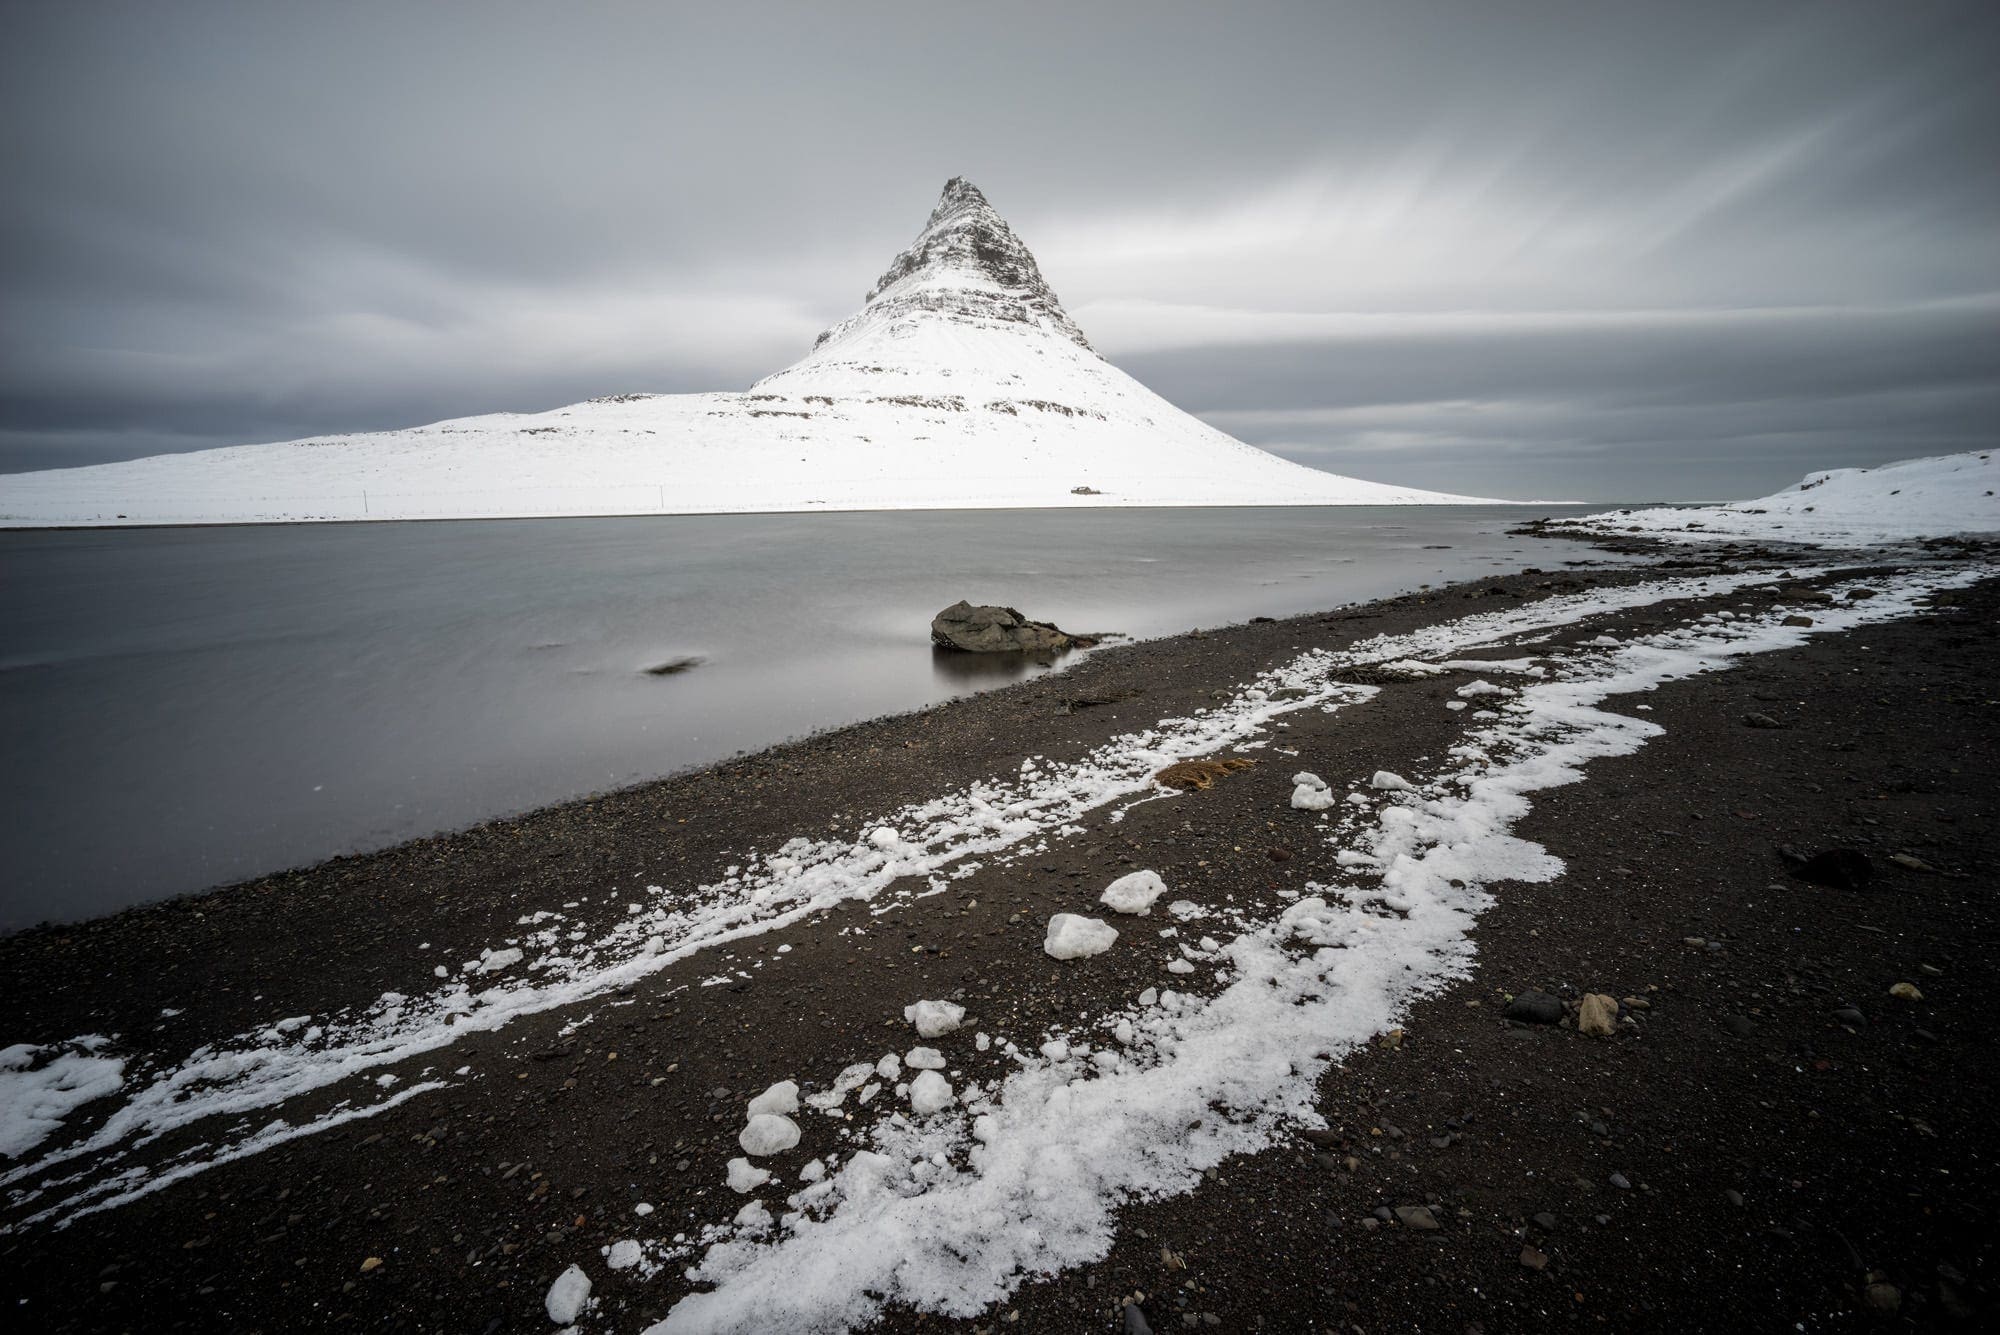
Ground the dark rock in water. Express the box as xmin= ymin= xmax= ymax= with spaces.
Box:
xmin=929 ymin=601 xmax=1096 ymax=653
xmin=1793 ymin=848 xmax=1871 ymax=890
xmin=642 ymin=655 xmax=704 ymax=676
xmin=1504 ymin=990 xmax=1564 ymax=1025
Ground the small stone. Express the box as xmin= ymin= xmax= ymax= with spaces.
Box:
xmin=1519 ymin=1245 xmax=1549 ymax=1270
xmin=1832 ymin=1005 xmax=1866 ymax=1027
xmin=1780 ymin=614 xmax=1814 ymax=627
xmin=1863 ymin=1282 xmax=1900 ymax=1313
xmin=1608 ymin=1172 xmax=1632 ymax=1190
xmin=1725 ymin=1189 xmax=1745 ymax=1207
xmin=1576 ymin=994 xmax=1619 ymax=1038
xmin=1393 ymin=1205 xmax=1441 ymax=1231
xmin=1533 ymin=1212 xmax=1557 ymax=1231
xmin=1504 ymin=991 xmax=1564 ymax=1025
xmin=1888 ymin=853 xmax=1934 ymax=873
xmin=1889 ymin=982 xmax=1923 ymax=1002
xmin=359 ymin=1256 xmax=383 ymax=1273
xmin=1722 ymin=1014 xmax=1757 ymax=1038
xmin=1793 ymin=848 xmax=1871 ymax=890
xmin=1742 ymin=712 xmax=1784 ymax=729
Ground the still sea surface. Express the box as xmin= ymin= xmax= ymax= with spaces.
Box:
xmin=0 ymin=506 xmax=1636 ymax=927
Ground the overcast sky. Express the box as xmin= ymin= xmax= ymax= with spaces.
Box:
xmin=3 ymin=1 xmax=1994 ymax=500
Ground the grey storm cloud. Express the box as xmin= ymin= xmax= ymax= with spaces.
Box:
xmin=2 ymin=0 xmax=1995 ymax=497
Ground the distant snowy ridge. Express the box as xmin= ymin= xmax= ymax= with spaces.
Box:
xmin=1551 ymin=449 xmax=1998 ymax=548
xmin=0 ymin=178 xmax=1496 ymax=527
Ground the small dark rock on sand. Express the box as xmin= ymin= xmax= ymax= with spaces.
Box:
xmin=1504 ymin=990 xmax=1565 ymax=1025
xmin=1792 ymin=848 xmax=1872 ymax=890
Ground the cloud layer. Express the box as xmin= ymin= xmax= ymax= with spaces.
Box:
xmin=3 ymin=1 xmax=1995 ymax=498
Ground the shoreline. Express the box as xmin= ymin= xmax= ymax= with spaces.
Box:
xmin=2 ymin=541 xmax=1995 ymax=1332
xmin=0 ymin=497 xmax=1575 ymax=535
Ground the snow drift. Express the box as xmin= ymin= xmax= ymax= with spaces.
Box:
xmin=0 ymin=178 xmax=1494 ymax=527
xmin=1550 ymin=449 xmax=1998 ymax=547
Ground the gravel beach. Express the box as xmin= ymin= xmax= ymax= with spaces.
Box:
xmin=3 ymin=542 xmax=1994 ymax=1334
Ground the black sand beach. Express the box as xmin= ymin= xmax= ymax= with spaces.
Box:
xmin=3 ymin=543 xmax=1995 ymax=1333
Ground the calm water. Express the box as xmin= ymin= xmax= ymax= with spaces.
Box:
xmin=0 ymin=506 xmax=1629 ymax=928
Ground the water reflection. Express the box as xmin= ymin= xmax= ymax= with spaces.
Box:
xmin=927 ymin=645 xmax=1065 ymax=685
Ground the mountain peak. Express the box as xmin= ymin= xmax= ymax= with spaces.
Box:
xmin=811 ymin=178 xmax=1092 ymax=353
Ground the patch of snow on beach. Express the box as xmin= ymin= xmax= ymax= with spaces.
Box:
xmin=1548 ymin=449 xmax=1997 ymax=548
xmin=0 ymin=1040 xmax=124 ymax=1158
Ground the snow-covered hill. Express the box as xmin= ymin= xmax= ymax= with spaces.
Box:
xmin=0 ymin=178 xmax=1495 ymax=527
xmin=1548 ymin=449 xmax=1998 ymax=548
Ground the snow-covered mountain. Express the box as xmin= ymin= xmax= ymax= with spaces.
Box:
xmin=0 ymin=178 xmax=1496 ymax=527
xmin=1548 ymin=449 xmax=1999 ymax=547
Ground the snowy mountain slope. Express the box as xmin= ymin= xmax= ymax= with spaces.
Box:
xmin=1549 ymin=449 xmax=1998 ymax=547
xmin=0 ymin=178 xmax=1496 ymax=527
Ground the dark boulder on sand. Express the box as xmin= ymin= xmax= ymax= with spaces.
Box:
xmin=930 ymin=601 xmax=1097 ymax=654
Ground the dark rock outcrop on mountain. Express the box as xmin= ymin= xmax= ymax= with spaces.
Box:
xmin=810 ymin=177 xmax=1094 ymax=354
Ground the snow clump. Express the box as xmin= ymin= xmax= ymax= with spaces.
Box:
xmin=1290 ymin=771 xmax=1335 ymax=810
xmin=905 ymin=1047 xmax=947 ymax=1070
xmin=903 ymin=999 xmax=966 ymax=1038
xmin=544 ymin=1264 xmax=591 ymax=1324
xmin=1099 ymin=869 xmax=1168 ymax=915
xmin=738 ymin=1113 xmax=801 ymax=1157
xmin=1043 ymin=914 xmax=1119 ymax=960
xmin=745 ymin=1080 xmax=799 ymax=1117
xmin=476 ymin=947 xmax=524 ymax=974
xmin=726 ymin=1157 xmax=771 ymax=1194
xmin=1369 ymin=771 xmax=1413 ymax=792
xmin=908 ymin=1069 xmax=954 ymax=1116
